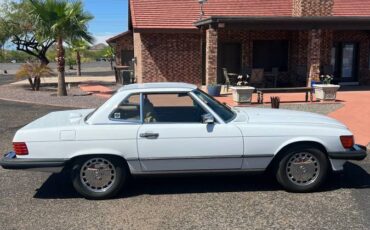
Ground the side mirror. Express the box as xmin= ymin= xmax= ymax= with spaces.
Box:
xmin=202 ymin=113 xmax=215 ymax=124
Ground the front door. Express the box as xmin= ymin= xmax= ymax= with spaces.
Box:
xmin=137 ymin=92 xmax=243 ymax=171
xmin=331 ymin=42 xmax=359 ymax=83
xmin=218 ymin=43 xmax=242 ymax=84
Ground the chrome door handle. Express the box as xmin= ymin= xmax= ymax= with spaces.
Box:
xmin=140 ymin=132 xmax=159 ymax=139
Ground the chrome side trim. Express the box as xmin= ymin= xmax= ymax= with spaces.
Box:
xmin=138 ymin=154 xmax=274 ymax=161
xmin=131 ymin=167 xmax=266 ymax=175
xmin=129 ymin=155 xmax=275 ymax=173
xmin=139 ymin=155 xmax=243 ymax=161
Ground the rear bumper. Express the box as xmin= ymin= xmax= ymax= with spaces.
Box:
xmin=0 ymin=152 xmax=67 ymax=173
xmin=328 ymin=145 xmax=367 ymax=161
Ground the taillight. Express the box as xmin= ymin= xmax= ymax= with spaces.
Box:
xmin=340 ymin=136 xmax=354 ymax=149
xmin=13 ymin=142 xmax=29 ymax=155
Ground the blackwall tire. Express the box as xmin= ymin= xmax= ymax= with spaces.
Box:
xmin=71 ymin=156 xmax=127 ymax=199
xmin=276 ymin=146 xmax=329 ymax=192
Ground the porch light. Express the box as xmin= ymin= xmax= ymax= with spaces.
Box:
xmin=198 ymin=0 xmax=208 ymax=20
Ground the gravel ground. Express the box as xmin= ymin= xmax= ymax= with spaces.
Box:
xmin=0 ymin=61 xmax=113 ymax=108
xmin=0 ymin=84 xmax=107 ymax=108
xmin=0 ymin=99 xmax=369 ymax=229
xmin=0 ymin=74 xmax=17 ymax=85
xmin=0 ymin=61 xmax=113 ymax=76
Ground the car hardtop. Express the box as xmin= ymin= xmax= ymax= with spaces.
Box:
xmin=118 ymin=82 xmax=197 ymax=94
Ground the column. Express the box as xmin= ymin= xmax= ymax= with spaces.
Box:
xmin=307 ymin=29 xmax=322 ymax=86
xmin=205 ymin=27 xmax=218 ymax=85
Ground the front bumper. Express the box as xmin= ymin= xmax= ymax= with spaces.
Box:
xmin=328 ymin=144 xmax=367 ymax=161
xmin=0 ymin=151 xmax=67 ymax=173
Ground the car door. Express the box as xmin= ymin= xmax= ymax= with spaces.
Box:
xmin=137 ymin=92 xmax=243 ymax=172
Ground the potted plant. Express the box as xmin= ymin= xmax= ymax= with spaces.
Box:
xmin=313 ymin=75 xmax=340 ymax=101
xmin=230 ymin=75 xmax=255 ymax=103
xmin=207 ymin=82 xmax=222 ymax=97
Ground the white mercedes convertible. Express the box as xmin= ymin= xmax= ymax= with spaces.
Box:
xmin=1 ymin=83 xmax=366 ymax=199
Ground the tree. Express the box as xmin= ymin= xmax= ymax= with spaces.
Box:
xmin=16 ymin=62 xmax=54 ymax=91
xmin=0 ymin=16 xmax=10 ymax=68
xmin=29 ymin=0 xmax=94 ymax=96
xmin=0 ymin=0 xmax=54 ymax=65
xmin=70 ymin=39 xmax=90 ymax=76
xmin=104 ymin=46 xmax=115 ymax=70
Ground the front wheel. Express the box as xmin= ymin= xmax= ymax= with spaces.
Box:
xmin=276 ymin=146 xmax=329 ymax=192
xmin=71 ymin=156 xmax=127 ymax=199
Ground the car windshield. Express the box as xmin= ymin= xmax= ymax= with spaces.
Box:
xmin=193 ymin=89 xmax=236 ymax=122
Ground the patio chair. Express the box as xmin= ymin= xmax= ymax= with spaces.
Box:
xmin=250 ymin=68 xmax=265 ymax=88
xmin=222 ymin=68 xmax=231 ymax=92
xmin=222 ymin=68 xmax=237 ymax=91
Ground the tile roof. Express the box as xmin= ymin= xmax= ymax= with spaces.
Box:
xmin=130 ymin=0 xmax=292 ymax=29
xmin=106 ymin=31 xmax=132 ymax=43
xmin=129 ymin=0 xmax=370 ymax=29
xmin=333 ymin=0 xmax=370 ymax=16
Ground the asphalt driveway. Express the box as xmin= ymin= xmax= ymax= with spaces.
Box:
xmin=0 ymin=99 xmax=369 ymax=229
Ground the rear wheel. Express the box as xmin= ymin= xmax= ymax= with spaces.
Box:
xmin=71 ymin=156 xmax=127 ymax=199
xmin=276 ymin=146 xmax=329 ymax=192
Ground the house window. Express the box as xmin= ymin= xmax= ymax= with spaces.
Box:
xmin=252 ymin=40 xmax=289 ymax=72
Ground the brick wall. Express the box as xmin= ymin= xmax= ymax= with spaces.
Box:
xmin=333 ymin=31 xmax=370 ymax=84
xmin=114 ymin=34 xmax=134 ymax=66
xmin=132 ymin=29 xmax=369 ymax=86
xmin=291 ymin=30 xmax=308 ymax=67
xmin=133 ymin=32 xmax=143 ymax=83
xmin=293 ymin=0 xmax=334 ymax=16
xmin=320 ymin=29 xmax=333 ymax=66
xmin=136 ymin=32 xmax=202 ymax=85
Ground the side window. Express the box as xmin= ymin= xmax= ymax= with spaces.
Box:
xmin=110 ymin=94 xmax=141 ymax=121
xmin=143 ymin=93 xmax=207 ymax=123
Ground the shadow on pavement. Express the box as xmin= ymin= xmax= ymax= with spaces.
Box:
xmin=33 ymin=162 xmax=370 ymax=200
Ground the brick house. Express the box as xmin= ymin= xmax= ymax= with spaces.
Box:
xmin=107 ymin=0 xmax=370 ymax=87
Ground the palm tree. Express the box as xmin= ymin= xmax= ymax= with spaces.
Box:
xmin=104 ymin=46 xmax=115 ymax=71
xmin=70 ymin=39 xmax=90 ymax=76
xmin=29 ymin=0 xmax=94 ymax=96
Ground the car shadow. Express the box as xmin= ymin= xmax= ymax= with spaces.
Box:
xmin=33 ymin=162 xmax=370 ymax=200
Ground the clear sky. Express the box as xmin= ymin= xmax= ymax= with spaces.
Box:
xmin=83 ymin=0 xmax=129 ymax=44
